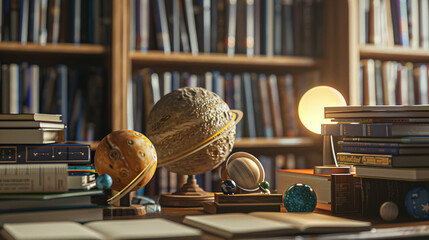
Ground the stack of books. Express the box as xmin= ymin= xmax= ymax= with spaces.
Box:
xmin=322 ymin=105 xmax=429 ymax=216
xmin=0 ymin=113 xmax=103 ymax=224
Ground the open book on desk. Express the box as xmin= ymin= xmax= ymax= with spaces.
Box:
xmin=1 ymin=219 xmax=202 ymax=240
xmin=183 ymin=212 xmax=372 ymax=239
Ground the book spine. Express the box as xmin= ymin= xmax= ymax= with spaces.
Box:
xmin=184 ymin=0 xmax=199 ymax=55
xmin=226 ymin=0 xmax=236 ymax=56
xmin=331 ymin=174 xmax=361 ymax=214
xmin=322 ymin=123 xmax=393 ymax=137
xmin=340 ymin=146 xmax=400 ymax=155
xmin=337 ymin=153 xmax=393 ymax=167
xmin=0 ymin=164 xmax=68 ymax=193
xmin=0 ymin=144 xmax=91 ymax=164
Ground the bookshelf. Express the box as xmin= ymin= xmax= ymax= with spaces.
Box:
xmin=117 ymin=0 xmax=339 ymax=194
xmin=360 ymin=45 xmax=429 ymax=61
xmin=0 ymin=0 xmax=116 ymax=141
xmin=340 ymin=0 xmax=429 ymax=105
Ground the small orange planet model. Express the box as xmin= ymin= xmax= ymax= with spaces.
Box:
xmin=94 ymin=130 xmax=157 ymax=192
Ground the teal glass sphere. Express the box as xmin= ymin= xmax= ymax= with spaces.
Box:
xmin=96 ymin=174 xmax=113 ymax=190
xmin=283 ymin=183 xmax=317 ymax=212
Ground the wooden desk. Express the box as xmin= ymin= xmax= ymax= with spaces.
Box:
xmin=110 ymin=206 xmax=429 ymax=240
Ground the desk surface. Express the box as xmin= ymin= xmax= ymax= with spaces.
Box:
xmin=109 ymin=206 xmax=429 ymax=240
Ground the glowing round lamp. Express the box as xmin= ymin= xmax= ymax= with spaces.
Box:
xmin=298 ymin=86 xmax=346 ymax=134
xmin=298 ymin=86 xmax=349 ymax=175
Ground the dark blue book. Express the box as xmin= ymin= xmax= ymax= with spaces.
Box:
xmin=18 ymin=0 xmax=29 ymax=44
xmin=338 ymin=140 xmax=429 ymax=148
xmin=340 ymin=146 xmax=429 ymax=155
xmin=322 ymin=123 xmax=429 ymax=137
xmin=0 ymin=144 xmax=91 ymax=165
xmin=2 ymin=0 xmax=12 ymax=41
xmin=87 ymin=0 xmax=94 ymax=44
xmin=242 ymin=72 xmax=256 ymax=138
xmin=56 ymin=65 xmax=68 ymax=140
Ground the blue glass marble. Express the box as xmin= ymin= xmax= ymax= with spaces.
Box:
xmin=405 ymin=186 xmax=429 ymax=220
xmin=221 ymin=179 xmax=236 ymax=195
xmin=283 ymin=183 xmax=317 ymax=212
xmin=96 ymin=174 xmax=113 ymax=190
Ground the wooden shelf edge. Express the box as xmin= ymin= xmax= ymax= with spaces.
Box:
xmin=66 ymin=141 xmax=100 ymax=150
xmin=0 ymin=42 xmax=108 ymax=55
xmin=360 ymin=45 xmax=429 ymax=62
xmin=234 ymin=137 xmax=318 ymax=149
xmin=129 ymin=51 xmax=323 ymax=70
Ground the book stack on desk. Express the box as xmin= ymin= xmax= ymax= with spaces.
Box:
xmin=0 ymin=113 xmax=102 ymax=224
xmin=203 ymin=193 xmax=283 ymax=214
xmin=323 ymin=105 xmax=429 ymax=216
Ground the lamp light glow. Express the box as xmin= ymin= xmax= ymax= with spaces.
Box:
xmin=298 ymin=86 xmax=347 ymax=134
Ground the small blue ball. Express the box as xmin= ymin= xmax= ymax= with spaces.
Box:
xmin=283 ymin=183 xmax=317 ymax=212
xmin=221 ymin=179 xmax=236 ymax=195
xmin=405 ymin=187 xmax=429 ymax=220
xmin=96 ymin=174 xmax=113 ymax=190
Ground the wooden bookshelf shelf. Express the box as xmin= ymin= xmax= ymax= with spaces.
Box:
xmin=360 ymin=45 xmax=429 ymax=62
xmin=67 ymin=141 xmax=100 ymax=150
xmin=233 ymin=137 xmax=321 ymax=155
xmin=0 ymin=42 xmax=108 ymax=55
xmin=129 ymin=51 xmax=323 ymax=73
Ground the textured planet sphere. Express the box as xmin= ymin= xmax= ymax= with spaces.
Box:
xmin=283 ymin=183 xmax=317 ymax=212
xmin=405 ymin=187 xmax=429 ymax=220
xmin=146 ymin=87 xmax=237 ymax=175
xmin=96 ymin=174 xmax=113 ymax=190
xmin=220 ymin=179 xmax=236 ymax=195
xmin=379 ymin=201 xmax=398 ymax=221
xmin=94 ymin=130 xmax=157 ymax=191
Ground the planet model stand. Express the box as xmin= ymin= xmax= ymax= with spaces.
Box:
xmin=159 ymin=175 xmax=214 ymax=207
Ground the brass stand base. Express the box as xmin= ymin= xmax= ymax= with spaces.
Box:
xmin=103 ymin=205 xmax=147 ymax=218
xmin=159 ymin=175 xmax=214 ymax=207
xmin=314 ymin=165 xmax=351 ymax=175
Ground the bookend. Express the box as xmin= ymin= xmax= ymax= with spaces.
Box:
xmin=159 ymin=175 xmax=214 ymax=207
xmin=203 ymin=193 xmax=283 ymax=214
xmin=103 ymin=192 xmax=147 ymax=218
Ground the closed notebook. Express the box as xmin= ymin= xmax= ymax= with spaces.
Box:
xmin=183 ymin=212 xmax=371 ymax=239
xmin=1 ymin=219 xmax=202 ymax=240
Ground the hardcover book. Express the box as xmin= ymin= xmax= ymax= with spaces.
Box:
xmin=0 ymin=128 xmax=65 ymax=144
xmin=1 ymin=219 xmax=202 ymax=240
xmin=0 ymin=144 xmax=90 ymax=164
xmin=0 ymin=113 xmax=62 ymax=122
xmin=322 ymin=123 xmax=429 ymax=137
xmin=337 ymin=152 xmax=429 ymax=167
xmin=0 ymin=164 xmax=68 ymax=193
xmin=184 ymin=212 xmax=371 ymax=239
xmin=355 ymin=166 xmax=429 ymax=180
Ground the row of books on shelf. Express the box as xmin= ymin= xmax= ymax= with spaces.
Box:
xmin=0 ymin=113 xmax=104 ymax=225
xmin=359 ymin=0 xmax=429 ymax=48
xmin=0 ymin=63 xmax=109 ymax=141
xmin=0 ymin=0 xmax=112 ymax=45
xmin=130 ymin=0 xmax=323 ymax=57
xmin=131 ymin=68 xmax=321 ymax=139
xmin=360 ymin=59 xmax=429 ymax=106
